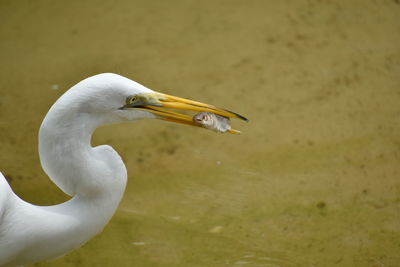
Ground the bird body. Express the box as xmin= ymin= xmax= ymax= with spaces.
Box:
xmin=0 ymin=173 xmax=123 ymax=265
xmin=1 ymin=74 xmax=135 ymax=265
xmin=0 ymin=73 xmax=247 ymax=266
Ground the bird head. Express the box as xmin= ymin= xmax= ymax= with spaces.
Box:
xmin=52 ymin=73 xmax=247 ymax=133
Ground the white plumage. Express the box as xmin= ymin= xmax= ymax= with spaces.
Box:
xmin=0 ymin=73 xmax=246 ymax=266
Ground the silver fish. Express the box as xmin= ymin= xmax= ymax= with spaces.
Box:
xmin=192 ymin=112 xmax=232 ymax=133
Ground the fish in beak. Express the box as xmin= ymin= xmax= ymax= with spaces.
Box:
xmin=121 ymin=92 xmax=248 ymax=134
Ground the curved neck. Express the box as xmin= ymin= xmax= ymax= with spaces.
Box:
xmin=38 ymin=106 xmax=128 ymax=215
xmin=39 ymin=108 xmax=128 ymax=230
xmin=39 ymin=110 xmax=126 ymax=197
xmin=2 ymin=110 xmax=129 ymax=266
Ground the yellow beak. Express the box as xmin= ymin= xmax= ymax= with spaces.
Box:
xmin=123 ymin=92 xmax=248 ymax=134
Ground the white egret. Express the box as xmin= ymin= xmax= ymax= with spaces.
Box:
xmin=0 ymin=73 xmax=247 ymax=266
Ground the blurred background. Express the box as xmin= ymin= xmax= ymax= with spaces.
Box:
xmin=1 ymin=0 xmax=399 ymax=266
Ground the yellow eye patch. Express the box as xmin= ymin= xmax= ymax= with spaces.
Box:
xmin=125 ymin=93 xmax=166 ymax=107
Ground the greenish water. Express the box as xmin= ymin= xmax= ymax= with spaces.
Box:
xmin=1 ymin=0 xmax=399 ymax=266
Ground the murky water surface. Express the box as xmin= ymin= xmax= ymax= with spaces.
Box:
xmin=1 ymin=1 xmax=399 ymax=266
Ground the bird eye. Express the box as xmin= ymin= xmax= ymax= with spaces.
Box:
xmin=126 ymin=95 xmax=137 ymax=104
